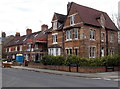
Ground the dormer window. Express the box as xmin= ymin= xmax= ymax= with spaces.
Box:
xmin=23 ymin=38 xmax=27 ymax=41
xmin=15 ymin=40 xmax=19 ymax=43
xmin=34 ymin=34 xmax=38 ymax=37
xmin=101 ymin=19 xmax=105 ymax=28
xmin=53 ymin=20 xmax=57 ymax=30
xmin=70 ymin=15 xmax=76 ymax=26
xmin=118 ymin=31 xmax=120 ymax=43
xmin=100 ymin=14 xmax=105 ymax=28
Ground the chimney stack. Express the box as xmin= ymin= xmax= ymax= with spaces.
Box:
xmin=15 ymin=32 xmax=20 ymax=37
xmin=2 ymin=32 xmax=6 ymax=38
xmin=26 ymin=29 xmax=32 ymax=35
xmin=41 ymin=24 xmax=48 ymax=31
xmin=67 ymin=2 xmax=72 ymax=13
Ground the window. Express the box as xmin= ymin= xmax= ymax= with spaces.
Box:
xmin=23 ymin=38 xmax=27 ymax=41
xmin=66 ymin=48 xmax=72 ymax=55
xmin=48 ymin=48 xmax=60 ymax=56
xmin=52 ymin=35 xmax=57 ymax=44
xmin=15 ymin=46 xmax=17 ymax=51
xmin=6 ymin=48 xmax=7 ymax=52
xmin=110 ymin=32 xmax=114 ymax=42
xmin=110 ymin=47 xmax=114 ymax=56
xmin=101 ymin=32 xmax=105 ymax=42
xmin=101 ymin=47 xmax=104 ymax=57
xmin=70 ymin=15 xmax=75 ymax=26
xmin=9 ymin=48 xmax=11 ymax=52
xmin=56 ymin=48 xmax=59 ymax=56
xmin=12 ymin=55 xmax=15 ymax=59
xmin=90 ymin=29 xmax=95 ymax=40
xmin=74 ymin=29 xmax=78 ymax=39
xmin=118 ymin=31 xmax=120 ymax=43
xmin=35 ymin=44 xmax=38 ymax=49
xmin=74 ymin=48 xmax=79 ymax=56
xmin=69 ymin=49 xmax=72 ymax=54
xmin=66 ymin=49 xmax=69 ymax=55
xmin=15 ymin=40 xmax=19 ymax=43
xmin=53 ymin=20 xmax=57 ymax=30
xmin=20 ymin=45 xmax=22 ymax=51
xmin=89 ymin=46 xmax=96 ymax=58
xmin=28 ymin=44 xmax=31 ymax=51
xmin=34 ymin=34 xmax=38 ymax=37
xmin=101 ymin=18 xmax=105 ymax=28
xmin=66 ymin=30 xmax=72 ymax=41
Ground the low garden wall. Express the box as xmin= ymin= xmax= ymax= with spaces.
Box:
xmin=28 ymin=63 xmax=120 ymax=73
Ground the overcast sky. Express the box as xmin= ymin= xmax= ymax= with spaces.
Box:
xmin=0 ymin=0 xmax=119 ymax=36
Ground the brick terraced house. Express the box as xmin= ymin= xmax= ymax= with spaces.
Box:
xmin=4 ymin=24 xmax=48 ymax=62
xmin=47 ymin=2 xmax=119 ymax=58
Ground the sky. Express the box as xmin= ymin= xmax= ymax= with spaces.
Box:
xmin=0 ymin=0 xmax=119 ymax=36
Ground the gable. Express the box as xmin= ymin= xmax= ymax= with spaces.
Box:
xmin=69 ymin=2 xmax=118 ymax=31
xmin=64 ymin=3 xmax=82 ymax=28
xmin=52 ymin=14 xmax=57 ymax=21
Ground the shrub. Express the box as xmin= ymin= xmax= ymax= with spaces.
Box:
xmin=41 ymin=55 xmax=52 ymax=65
xmin=65 ymin=55 xmax=80 ymax=65
xmin=100 ymin=55 xmax=120 ymax=66
xmin=41 ymin=55 xmax=65 ymax=65
xmin=42 ymin=54 xmax=120 ymax=66
xmin=77 ymin=57 xmax=88 ymax=66
xmin=54 ymin=56 xmax=65 ymax=65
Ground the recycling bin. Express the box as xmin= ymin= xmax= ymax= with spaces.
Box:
xmin=16 ymin=54 xmax=23 ymax=63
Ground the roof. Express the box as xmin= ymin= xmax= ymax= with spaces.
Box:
xmin=70 ymin=2 xmax=118 ymax=31
xmin=48 ymin=44 xmax=62 ymax=48
xmin=5 ymin=29 xmax=49 ymax=47
xmin=54 ymin=13 xmax=66 ymax=23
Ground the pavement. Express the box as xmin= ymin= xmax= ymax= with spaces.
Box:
xmin=11 ymin=66 xmax=119 ymax=81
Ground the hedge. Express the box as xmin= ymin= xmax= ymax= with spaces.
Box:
xmin=41 ymin=55 xmax=65 ymax=65
xmin=41 ymin=54 xmax=120 ymax=66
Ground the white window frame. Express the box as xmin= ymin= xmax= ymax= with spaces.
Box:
xmin=70 ymin=15 xmax=76 ymax=26
xmin=15 ymin=46 xmax=17 ymax=51
xmin=65 ymin=47 xmax=72 ymax=55
xmin=74 ymin=47 xmax=79 ymax=56
xmin=90 ymin=29 xmax=95 ymax=40
xmin=74 ymin=28 xmax=78 ymax=39
xmin=89 ymin=46 xmax=96 ymax=58
xmin=6 ymin=48 xmax=7 ymax=52
xmin=23 ymin=38 xmax=27 ymax=41
xmin=9 ymin=47 xmax=11 ymax=52
xmin=53 ymin=20 xmax=57 ymax=30
xmin=66 ymin=30 xmax=72 ymax=41
xmin=101 ymin=32 xmax=105 ymax=42
xmin=48 ymin=48 xmax=60 ymax=56
xmin=118 ymin=31 xmax=120 ymax=43
xmin=20 ymin=45 xmax=22 ymax=51
xmin=101 ymin=47 xmax=104 ymax=57
xmin=12 ymin=55 xmax=15 ymax=59
xmin=35 ymin=44 xmax=38 ymax=49
xmin=52 ymin=33 xmax=58 ymax=44
xmin=110 ymin=32 xmax=114 ymax=43
xmin=110 ymin=47 xmax=114 ymax=56
xmin=100 ymin=18 xmax=105 ymax=28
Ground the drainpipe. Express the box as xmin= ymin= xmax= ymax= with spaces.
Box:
xmin=106 ymin=29 xmax=109 ymax=56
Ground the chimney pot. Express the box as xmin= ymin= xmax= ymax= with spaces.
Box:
xmin=2 ymin=32 xmax=6 ymax=38
xmin=15 ymin=32 xmax=20 ymax=37
xmin=26 ymin=29 xmax=32 ymax=35
xmin=41 ymin=24 xmax=48 ymax=31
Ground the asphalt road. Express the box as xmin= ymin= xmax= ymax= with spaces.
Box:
xmin=2 ymin=68 xmax=118 ymax=87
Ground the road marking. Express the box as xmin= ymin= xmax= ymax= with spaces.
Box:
xmin=113 ymin=79 xmax=120 ymax=82
xmin=103 ymin=78 xmax=111 ymax=81
xmin=91 ymin=78 xmax=102 ymax=80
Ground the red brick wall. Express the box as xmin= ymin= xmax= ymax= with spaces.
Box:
xmin=28 ymin=63 xmax=120 ymax=73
